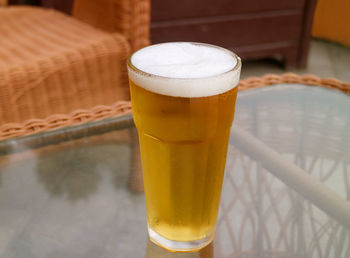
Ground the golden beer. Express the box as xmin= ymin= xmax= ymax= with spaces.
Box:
xmin=127 ymin=42 xmax=241 ymax=252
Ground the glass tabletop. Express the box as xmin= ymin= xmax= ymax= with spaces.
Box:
xmin=0 ymin=84 xmax=349 ymax=258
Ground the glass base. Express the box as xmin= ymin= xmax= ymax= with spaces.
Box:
xmin=148 ymin=227 xmax=214 ymax=252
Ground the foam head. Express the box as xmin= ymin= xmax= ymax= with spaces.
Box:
xmin=128 ymin=42 xmax=241 ymax=98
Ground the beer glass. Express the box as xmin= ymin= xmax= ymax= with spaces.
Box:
xmin=127 ymin=42 xmax=241 ymax=252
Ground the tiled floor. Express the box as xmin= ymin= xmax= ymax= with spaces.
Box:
xmin=241 ymin=39 xmax=350 ymax=83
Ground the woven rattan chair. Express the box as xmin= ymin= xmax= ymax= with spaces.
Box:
xmin=0 ymin=0 xmax=150 ymax=128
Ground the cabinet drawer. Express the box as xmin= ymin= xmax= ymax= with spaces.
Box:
xmin=151 ymin=11 xmax=303 ymax=48
xmin=152 ymin=0 xmax=306 ymax=21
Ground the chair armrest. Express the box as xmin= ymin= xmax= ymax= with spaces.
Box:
xmin=72 ymin=0 xmax=150 ymax=51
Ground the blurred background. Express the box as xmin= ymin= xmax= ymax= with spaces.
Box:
xmin=0 ymin=0 xmax=349 ymax=127
xmin=2 ymin=0 xmax=349 ymax=82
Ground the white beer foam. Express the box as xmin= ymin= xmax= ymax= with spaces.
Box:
xmin=128 ymin=42 xmax=241 ymax=98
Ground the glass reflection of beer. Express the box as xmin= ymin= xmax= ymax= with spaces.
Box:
xmin=127 ymin=42 xmax=241 ymax=252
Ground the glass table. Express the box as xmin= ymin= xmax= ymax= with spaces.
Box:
xmin=0 ymin=84 xmax=349 ymax=258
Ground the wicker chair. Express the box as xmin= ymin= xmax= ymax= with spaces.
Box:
xmin=0 ymin=0 xmax=150 ymax=129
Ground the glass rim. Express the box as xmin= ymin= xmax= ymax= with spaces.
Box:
xmin=127 ymin=42 xmax=241 ymax=81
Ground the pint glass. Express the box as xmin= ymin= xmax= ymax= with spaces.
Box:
xmin=127 ymin=42 xmax=241 ymax=252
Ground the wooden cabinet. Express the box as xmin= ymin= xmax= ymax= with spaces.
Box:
xmin=151 ymin=0 xmax=317 ymax=68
